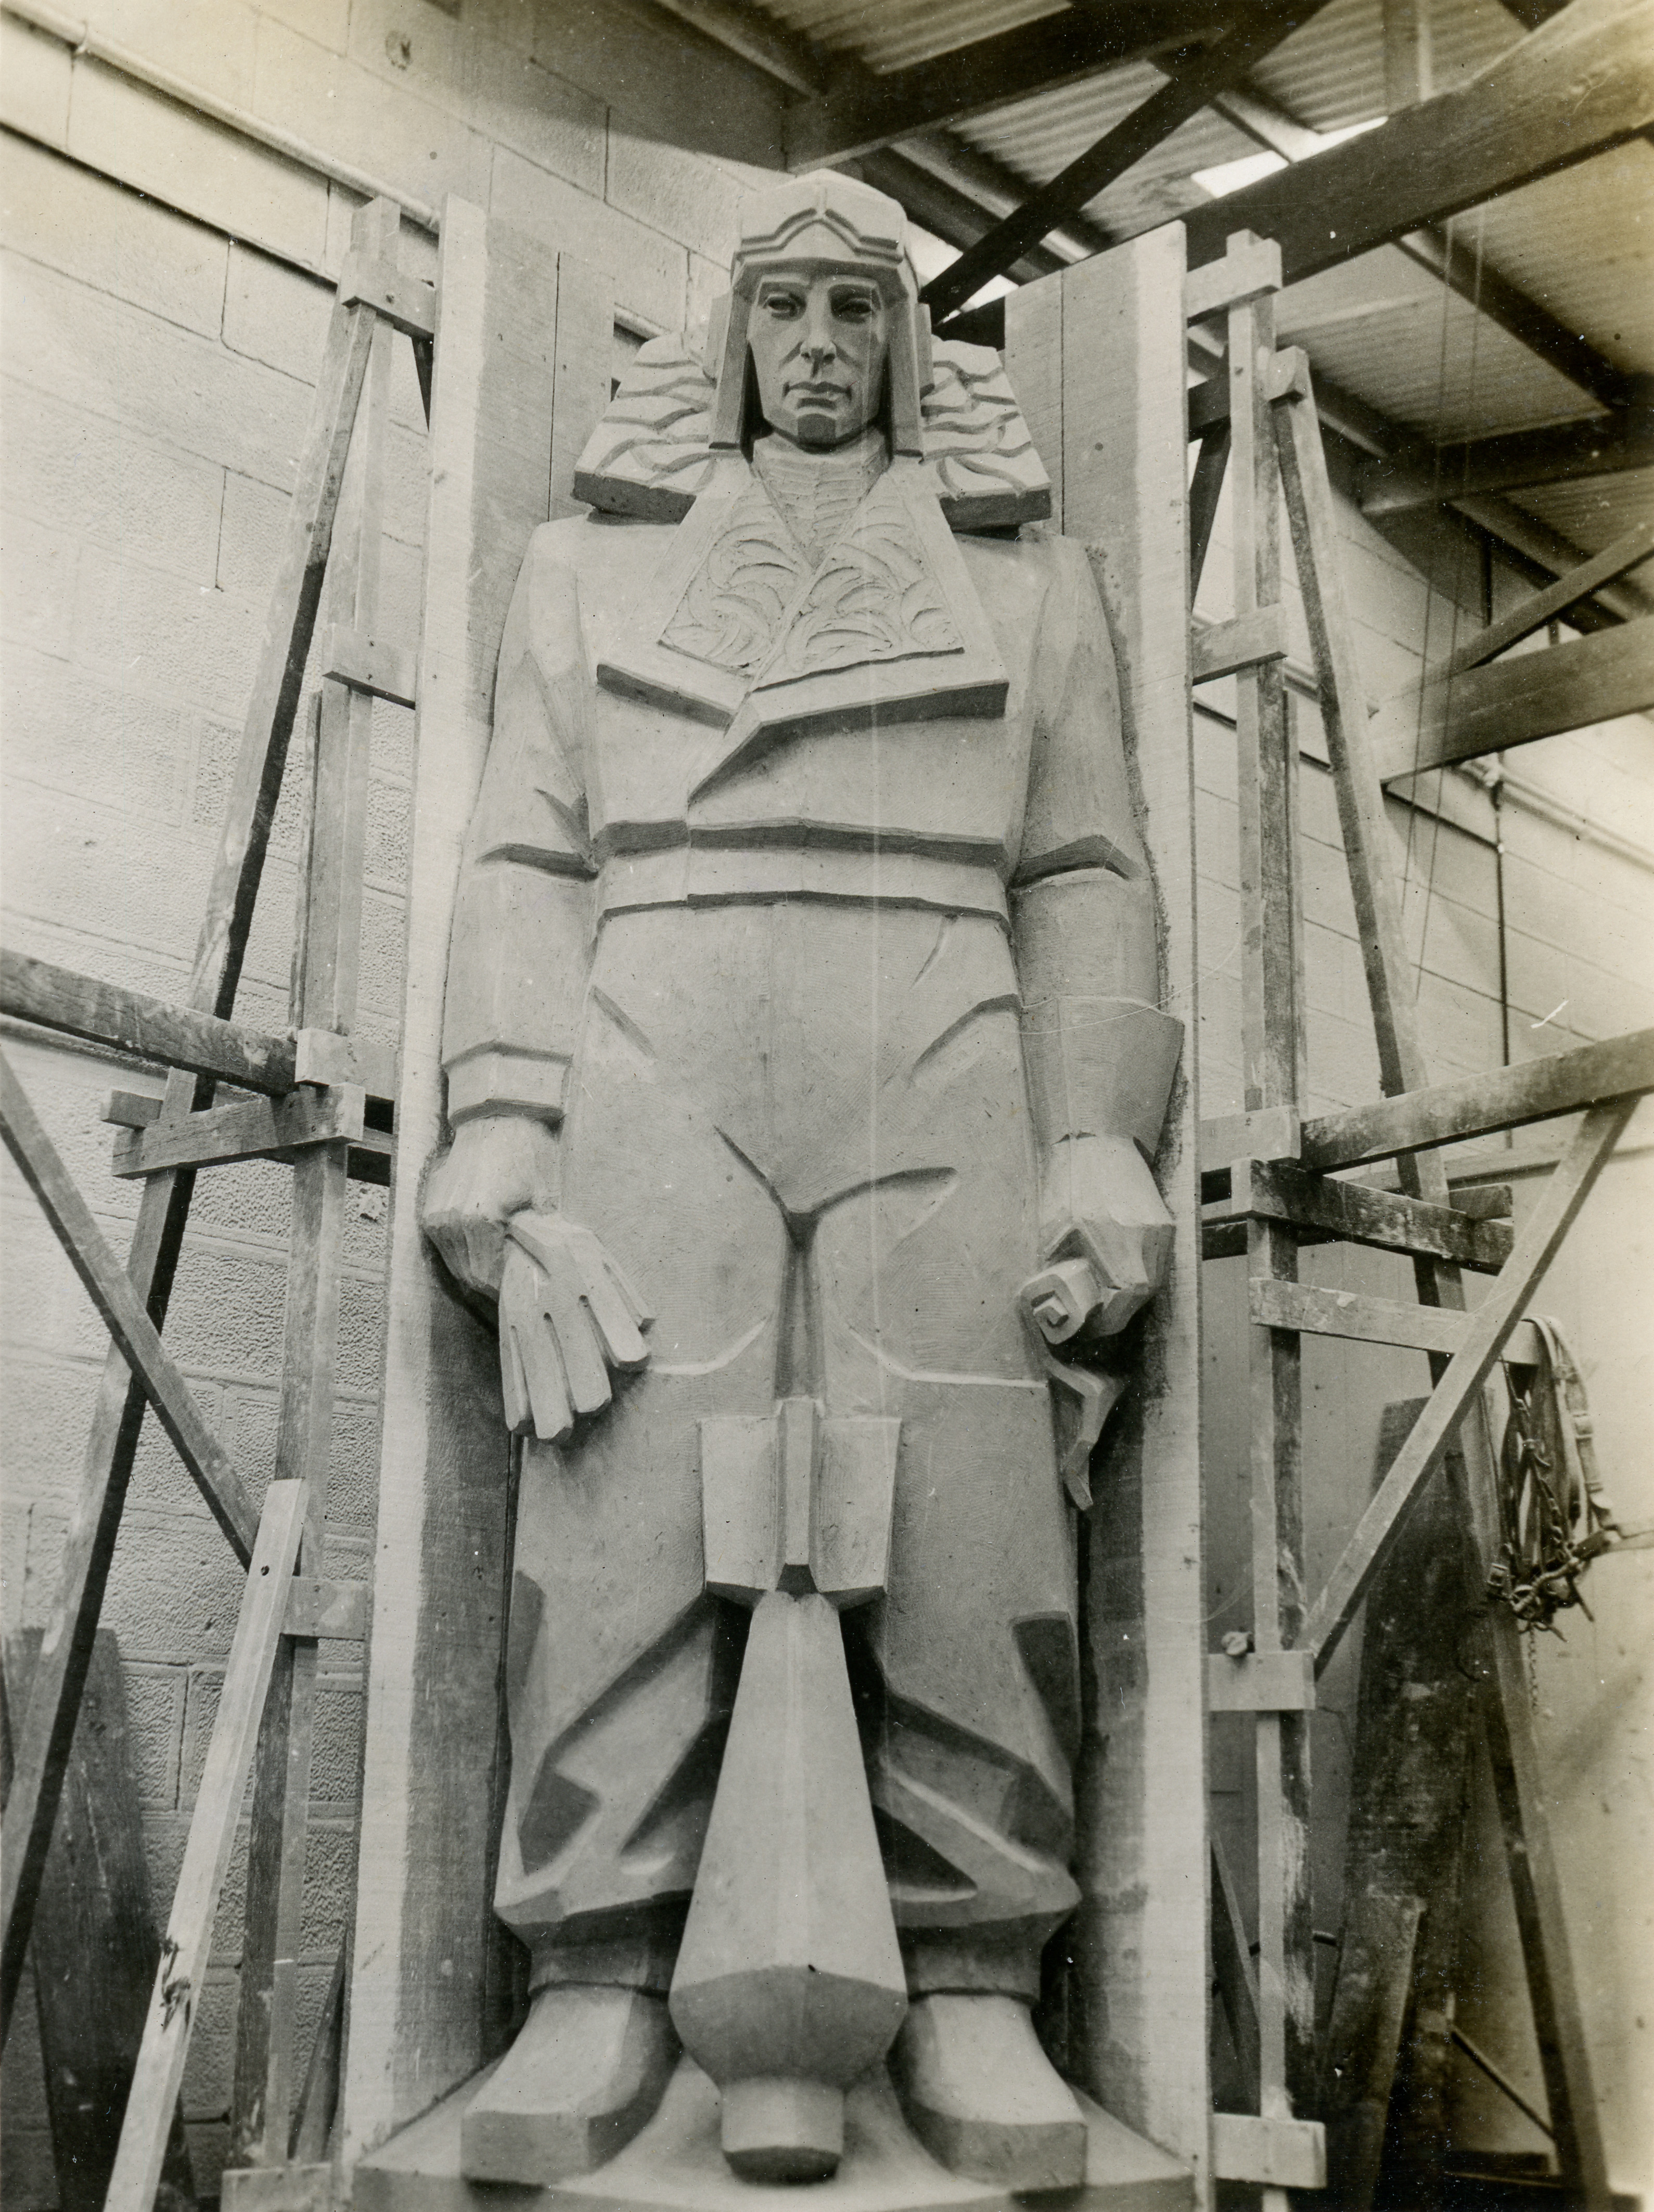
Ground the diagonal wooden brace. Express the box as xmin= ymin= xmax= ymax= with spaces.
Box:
xmin=1305 ymin=1098 xmax=1636 ymax=1676
xmin=0 ymin=1051 xmax=258 ymax=1562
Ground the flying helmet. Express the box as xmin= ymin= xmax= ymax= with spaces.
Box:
xmin=708 ymin=170 xmax=933 ymax=456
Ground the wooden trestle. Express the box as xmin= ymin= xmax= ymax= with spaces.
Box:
xmin=0 ymin=196 xmax=431 ymax=2208
xmin=1187 ymin=230 xmax=1650 ymax=2209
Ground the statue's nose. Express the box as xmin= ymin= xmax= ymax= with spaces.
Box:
xmin=803 ymin=304 xmax=837 ymax=368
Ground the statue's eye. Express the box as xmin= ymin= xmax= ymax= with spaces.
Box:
xmin=765 ymin=293 xmax=803 ymax=319
xmin=835 ymin=294 xmax=875 ymax=323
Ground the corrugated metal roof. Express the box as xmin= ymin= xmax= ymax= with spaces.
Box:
xmin=760 ymin=0 xmax=1063 ymax=75
xmin=1278 ymin=245 xmax=1599 ymax=441
xmin=746 ymin=0 xmax=1650 ymax=555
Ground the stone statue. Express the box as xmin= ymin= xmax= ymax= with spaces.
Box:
xmin=420 ymin=171 xmax=1182 ymax=2197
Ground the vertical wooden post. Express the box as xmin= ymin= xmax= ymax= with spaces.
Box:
xmin=1009 ymin=223 xmax=1209 ymax=2202
xmin=228 ymin=194 xmax=400 ymax=2178
xmin=339 ymin=202 xmax=612 ymax=2170
xmin=1228 ymin=253 xmax=1315 ymax=2197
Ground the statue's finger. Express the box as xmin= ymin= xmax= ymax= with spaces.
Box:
xmin=537 ymin=1263 xmax=612 ymax=1418
xmin=516 ymin=1315 xmax=575 ymax=1445
xmin=582 ymin=1264 xmax=649 ymax=1371
xmin=499 ymin=1319 xmax=533 ymax=1435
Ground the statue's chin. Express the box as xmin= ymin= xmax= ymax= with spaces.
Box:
xmin=791 ymin=407 xmax=850 ymax=449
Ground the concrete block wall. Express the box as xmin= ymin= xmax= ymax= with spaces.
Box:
xmin=0 ymin=2 xmax=786 ymax=2196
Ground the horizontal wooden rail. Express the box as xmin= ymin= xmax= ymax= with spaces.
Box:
xmin=1371 ymin=618 xmax=1654 ymax=782
xmin=2 ymin=951 xmax=297 ymax=1095
xmin=1300 ymin=1027 xmax=1654 ymax=1171
xmin=1204 ymin=1159 xmax=1514 ymax=1271
xmin=1250 ymin=1276 xmax=1543 ymax=1364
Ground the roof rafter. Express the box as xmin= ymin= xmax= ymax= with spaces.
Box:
xmin=1177 ymin=0 xmax=1654 ymax=281
xmin=920 ymin=0 xmax=1332 ymax=324
xmin=784 ymin=1 xmax=1240 ymax=170
xmin=1213 ymin=81 xmax=1636 ymax=411
xmin=1358 ymin=408 xmax=1654 ymax=513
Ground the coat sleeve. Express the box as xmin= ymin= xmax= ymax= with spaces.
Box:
xmin=441 ymin=525 xmax=598 ymax=1127
xmin=1010 ymin=536 xmax=1183 ymax=1158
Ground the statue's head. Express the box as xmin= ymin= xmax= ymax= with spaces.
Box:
xmin=709 ymin=171 xmax=931 ymax=457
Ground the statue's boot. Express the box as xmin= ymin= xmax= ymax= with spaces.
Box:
xmin=461 ymin=1984 xmax=678 ymax=2184
xmin=890 ymin=1994 xmax=1087 ymax=2191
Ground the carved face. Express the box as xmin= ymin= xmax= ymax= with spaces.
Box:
xmin=748 ymin=271 xmax=890 ymax=449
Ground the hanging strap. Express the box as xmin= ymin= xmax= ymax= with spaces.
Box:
xmin=1488 ymin=1319 xmax=1619 ymax=1634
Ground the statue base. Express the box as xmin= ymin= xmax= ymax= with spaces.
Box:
xmin=355 ymin=2055 xmax=1193 ymax=2212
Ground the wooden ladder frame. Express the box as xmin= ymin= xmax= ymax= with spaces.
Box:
xmin=0 ymin=195 xmax=433 ymax=2209
xmin=1186 ymin=231 xmax=1653 ymax=2209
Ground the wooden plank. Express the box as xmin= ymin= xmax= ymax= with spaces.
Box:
xmin=1300 ymin=1027 xmax=1654 ymax=1171
xmin=1305 ymin=1098 xmax=1636 ymax=1677
xmin=112 ymin=1086 xmax=367 ymax=1178
xmin=1181 ymin=0 xmax=1654 ymax=286
xmin=0 ymin=217 xmax=386 ymax=2044
xmin=1320 ymin=1892 xmax=1425 ymax=2212
xmin=1011 ymin=227 xmax=1210 ymax=2192
xmin=1 ymin=953 xmax=297 ymax=1095
xmin=1188 ymin=424 xmax=1230 ymax=598
xmin=1211 ymin=2113 xmax=1326 ymax=2188
xmin=1191 ymin=606 xmax=1288 ymax=683
xmin=1184 ymin=232 xmax=1280 ymax=323
xmin=1249 ymin=1275 xmax=1543 ymax=1364
xmin=4 ymin=1632 xmax=196 ymax=2212
xmin=1206 ymin=1159 xmax=1515 ymax=1271
xmin=1360 ymin=412 xmax=1654 ymax=517
xmin=0 ymin=1052 xmax=258 ymax=1562
xmin=341 ymin=200 xmax=598 ymax=2167
xmin=1207 ymin=1650 xmax=1315 ymax=1711
xmin=785 ymin=0 xmax=1235 ymax=166
xmin=232 ymin=195 xmax=399 ymax=2176
xmin=106 ymin=1481 xmax=309 ymax=2212
xmin=1227 ymin=253 xmax=1316 ymax=2163
xmin=1199 ymin=1105 xmax=1300 ymax=1167
xmin=335 ymin=251 xmax=436 ymax=341
xmin=920 ymin=2 xmax=1328 ymax=323
xmin=1430 ymin=519 xmax=1654 ymax=680
xmin=1371 ymin=619 xmax=1654 ymax=782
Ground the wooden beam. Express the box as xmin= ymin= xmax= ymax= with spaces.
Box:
xmin=1181 ymin=0 xmax=1654 ymax=283
xmin=1205 ymin=1158 xmax=1515 ymax=1271
xmin=1304 ymin=1097 xmax=1636 ymax=1677
xmin=1250 ymin=1275 xmax=1543 ymax=1363
xmin=1301 ymin=1030 xmax=1654 ymax=1171
xmin=0 ymin=1054 xmax=259 ymax=1562
xmin=897 ymin=133 xmax=1111 ymax=263
xmin=856 ymin=152 xmax=1071 ymax=284
xmin=641 ymin=0 xmax=827 ymax=96
xmin=786 ymin=1 xmax=1238 ymax=169
xmin=1453 ymin=493 xmax=1654 ymax=624
xmin=1373 ymin=617 xmax=1654 ymax=779
xmin=111 ymin=1085 xmax=368 ymax=1178
xmin=106 ymin=1482 xmax=309 ymax=2212
xmin=1213 ymin=78 xmax=1636 ymax=410
xmin=1 ymin=953 xmax=298 ymax=1095
xmin=920 ymin=0 xmax=1328 ymax=323
xmin=1430 ymin=519 xmax=1654 ymax=679
xmin=1360 ymin=409 xmax=1654 ymax=516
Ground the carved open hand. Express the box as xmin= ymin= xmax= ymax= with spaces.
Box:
xmin=1020 ymin=1134 xmax=1173 ymax=1346
xmin=498 ymin=1211 xmax=652 ymax=1446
